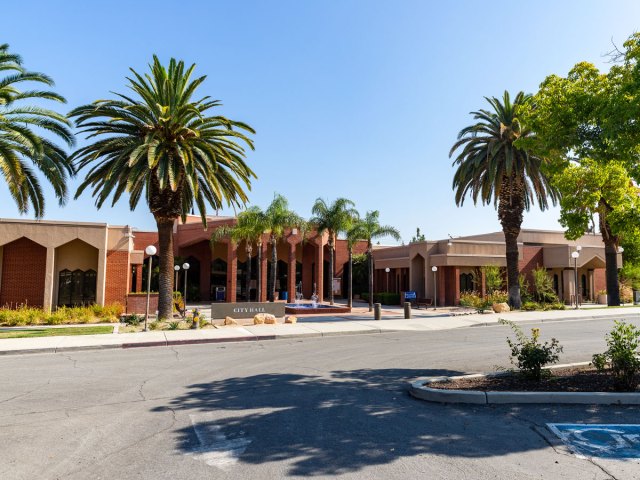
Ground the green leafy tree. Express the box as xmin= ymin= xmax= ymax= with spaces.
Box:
xmin=523 ymin=59 xmax=640 ymax=306
xmin=70 ymin=57 xmax=255 ymax=319
xmin=349 ymin=211 xmax=400 ymax=312
xmin=410 ymin=227 xmax=425 ymax=243
xmin=212 ymin=207 xmax=266 ymax=302
xmin=263 ymin=194 xmax=304 ymax=302
xmin=311 ymin=197 xmax=358 ymax=305
xmin=0 ymin=44 xmax=74 ymax=216
xmin=481 ymin=265 xmax=504 ymax=294
xmin=450 ymin=91 xmax=558 ymax=309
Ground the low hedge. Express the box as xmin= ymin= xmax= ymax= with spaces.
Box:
xmin=360 ymin=292 xmax=401 ymax=305
xmin=0 ymin=303 xmax=124 ymax=326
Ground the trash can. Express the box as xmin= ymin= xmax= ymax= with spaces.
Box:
xmin=215 ymin=286 xmax=226 ymax=302
xmin=634 ymin=290 xmax=640 ymax=305
xmin=281 ymin=291 xmax=288 ymax=302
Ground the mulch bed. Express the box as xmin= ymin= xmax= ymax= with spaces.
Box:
xmin=427 ymin=366 xmax=640 ymax=393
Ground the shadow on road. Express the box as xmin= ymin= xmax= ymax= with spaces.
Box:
xmin=152 ymin=367 xmax=633 ymax=476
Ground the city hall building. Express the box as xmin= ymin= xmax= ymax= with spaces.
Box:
xmin=0 ymin=217 xmax=617 ymax=311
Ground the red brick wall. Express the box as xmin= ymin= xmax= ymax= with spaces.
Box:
xmin=126 ymin=293 xmax=158 ymax=314
xmin=133 ymin=231 xmax=159 ymax=251
xmin=594 ymin=268 xmax=606 ymax=294
xmin=519 ymin=246 xmax=544 ymax=290
xmin=0 ymin=237 xmax=46 ymax=308
xmin=105 ymin=250 xmax=129 ymax=305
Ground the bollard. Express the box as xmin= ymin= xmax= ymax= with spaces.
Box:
xmin=374 ymin=302 xmax=382 ymax=320
xmin=404 ymin=302 xmax=412 ymax=319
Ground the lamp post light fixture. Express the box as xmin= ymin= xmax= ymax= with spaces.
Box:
xmin=182 ymin=262 xmax=190 ymax=318
xmin=385 ymin=267 xmax=390 ymax=292
xmin=431 ymin=265 xmax=438 ymax=309
xmin=618 ymin=246 xmax=625 ymax=254
xmin=144 ymin=245 xmax=157 ymax=331
xmin=571 ymin=250 xmax=580 ymax=309
xmin=174 ymin=264 xmax=180 ymax=292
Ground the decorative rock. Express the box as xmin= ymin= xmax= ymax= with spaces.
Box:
xmin=264 ymin=314 xmax=277 ymax=324
xmin=285 ymin=316 xmax=297 ymax=324
xmin=493 ymin=302 xmax=510 ymax=313
xmin=253 ymin=314 xmax=265 ymax=325
xmin=224 ymin=316 xmax=237 ymax=325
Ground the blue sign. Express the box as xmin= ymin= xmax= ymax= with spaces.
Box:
xmin=548 ymin=424 xmax=640 ymax=459
xmin=404 ymin=291 xmax=417 ymax=300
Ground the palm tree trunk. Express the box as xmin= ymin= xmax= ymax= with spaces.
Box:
xmin=155 ymin=217 xmax=175 ymax=320
xmin=348 ymin=248 xmax=353 ymax=309
xmin=368 ymin=246 xmax=374 ymax=312
xmin=270 ymin=237 xmax=277 ymax=302
xmin=246 ymin=244 xmax=252 ymax=302
xmin=256 ymin=242 xmax=262 ymax=302
xmin=329 ymin=235 xmax=335 ymax=305
xmin=498 ymin=176 xmax=524 ymax=309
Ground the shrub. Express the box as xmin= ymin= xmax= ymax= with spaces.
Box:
xmin=620 ymin=284 xmax=633 ymax=304
xmin=360 ymin=292 xmax=400 ymax=305
xmin=499 ymin=319 xmax=563 ymax=381
xmin=149 ymin=321 xmax=161 ymax=331
xmin=521 ymin=301 xmax=541 ymax=311
xmin=459 ymin=291 xmax=491 ymax=313
xmin=482 ymin=265 xmax=503 ymax=293
xmin=544 ymin=302 xmax=566 ymax=311
xmin=592 ymin=321 xmax=640 ymax=391
xmin=532 ymin=267 xmax=558 ymax=303
xmin=100 ymin=303 xmax=125 ymax=321
xmin=519 ymin=274 xmax=533 ymax=303
xmin=167 ymin=321 xmax=180 ymax=330
xmin=123 ymin=314 xmax=141 ymax=326
xmin=487 ymin=290 xmax=508 ymax=304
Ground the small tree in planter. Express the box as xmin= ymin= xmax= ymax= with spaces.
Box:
xmin=499 ymin=319 xmax=563 ymax=381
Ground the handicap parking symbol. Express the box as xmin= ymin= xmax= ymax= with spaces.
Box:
xmin=548 ymin=424 xmax=640 ymax=459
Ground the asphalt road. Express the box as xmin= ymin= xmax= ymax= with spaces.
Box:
xmin=1 ymin=317 xmax=639 ymax=479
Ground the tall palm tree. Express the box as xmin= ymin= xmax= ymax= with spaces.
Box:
xmin=263 ymin=194 xmax=304 ymax=302
xmin=211 ymin=207 xmax=266 ymax=302
xmin=350 ymin=210 xmax=400 ymax=312
xmin=345 ymin=212 xmax=363 ymax=309
xmin=70 ymin=56 xmax=255 ymax=319
xmin=0 ymin=44 xmax=74 ymax=217
xmin=450 ymin=91 xmax=558 ymax=309
xmin=310 ymin=197 xmax=357 ymax=305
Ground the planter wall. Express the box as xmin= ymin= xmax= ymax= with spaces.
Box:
xmin=126 ymin=293 xmax=159 ymax=314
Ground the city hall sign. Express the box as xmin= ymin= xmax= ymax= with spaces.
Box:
xmin=210 ymin=302 xmax=285 ymax=319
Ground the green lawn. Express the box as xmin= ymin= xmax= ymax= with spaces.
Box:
xmin=0 ymin=326 xmax=114 ymax=339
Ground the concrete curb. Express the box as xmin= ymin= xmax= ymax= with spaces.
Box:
xmin=0 ymin=326 xmax=393 ymax=356
xmin=409 ymin=366 xmax=640 ymax=405
xmin=469 ymin=311 xmax=640 ymax=327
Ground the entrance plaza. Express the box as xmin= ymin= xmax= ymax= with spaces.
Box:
xmin=0 ymin=218 xmax=617 ymax=312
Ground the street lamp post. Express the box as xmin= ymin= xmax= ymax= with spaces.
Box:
xmin=182 ymin=262 xmax=190 ymax=319
xmin=385 ymin=267 xmax=390 ymax=292
xmin=174 ymin=264 xmax=180 ymax=292
xmin=432 ymin=265 xmax=438 ymax=309
xmin=571 ymin=250 xmax=580 ymax=309
xmin=144 ymin=245 xmax=157 ymax=331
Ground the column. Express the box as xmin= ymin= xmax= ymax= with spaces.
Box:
xmin=437 ymin=267 xmax=446 ymax=306
xmin=96 ymin=248 xmax=106 ymax=306
xmin=201 ymin=245 xmax=212 ymax=300
xmin=42 ymin=247 xmax=56 ymax=312
xmin=453 ymin=267 xmax=461 ymax=305
xmin=135 ymin=264 xmax=143 ymax=292
xmin=226 ymin=241 xmax=237 ymax=303
xmin=260 ymin=242 xmax=268 ymax=302
xmin=315 ymin=243 xmax=324 ymax=301
xmin=288 ymin=241 xmax=297 ymax=302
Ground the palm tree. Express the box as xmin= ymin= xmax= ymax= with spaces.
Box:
xmin=263 ymin=194 xmax=304 ymax=302
xmin=212 ymin=207 xmax=266 ymax=302
xmin=350 ymin=211 xmax=400 ymax=312
xmin=345 ymin=212 xmax=363 ymax=309
xmin=0 ymin=44 xmax=74 ymax=217
xmin=450 ymin=91 xmax=558 ymax=309
xmin=70 ymin=56 xmax=255 ymax=319
xmin=310 ymin=198 xmax=357 ymax=305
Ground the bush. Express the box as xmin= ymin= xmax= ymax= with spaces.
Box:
xmin=521 ymin=301 xmax=541 ymax=311
xmin=592 ymin=321 xmax=640 ymax=391
xmin=482 ymin=265 xmax=503 ymax=293
xmin=123 ymin=314 xmax=141 ymax=326
xmin=459 ymin=291 xmax=491 ymax=313
xmin=486 ymin=290 xmax=508 ymax=304
xmin=360 ymin=292 xmax=400 ymax=305
xmin=519 ymin=274 xmax=533 ymax=303
xmin=149 ymin=321 xmax=161 ymax=331
xmin=499 ymin=319 xmax=563 ymax=381
xmin=167 ymin=321 xmax=180 ymax=330
xmin=532 ymin=267 xmax=558 ymax=303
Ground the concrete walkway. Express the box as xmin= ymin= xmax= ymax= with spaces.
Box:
xmin=1 ymin=305 xmax=639 ymax=355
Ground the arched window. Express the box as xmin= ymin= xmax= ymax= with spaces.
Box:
xmin=83 ymin=270 xmax=97 ymax=304
xmin=58 ymin=269 xmax=72 ymax=306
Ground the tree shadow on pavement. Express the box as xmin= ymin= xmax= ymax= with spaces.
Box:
xmin=153 ymin=367 xmax=634 ymax=476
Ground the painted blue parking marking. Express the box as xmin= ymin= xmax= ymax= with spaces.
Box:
xmin=548 ymin=424 xmax=640 ymax=459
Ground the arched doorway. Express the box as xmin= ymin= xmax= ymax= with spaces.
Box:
xmin=211 ymin=258 xmax=227 ymax=301
xmin=410 ymin=254 xmax=426 ymax=298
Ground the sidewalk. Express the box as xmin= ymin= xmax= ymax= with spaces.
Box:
xmin=1 ymin=305 xmax=639 ymax=356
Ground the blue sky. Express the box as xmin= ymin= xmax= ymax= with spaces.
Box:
xmin=2 ymin=1 xmax=639 ymax=243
